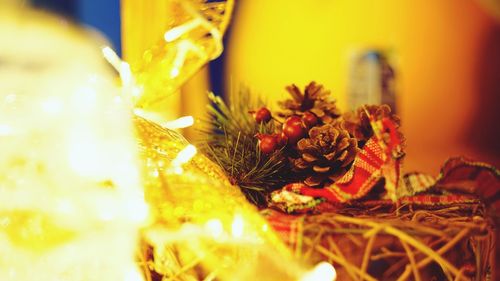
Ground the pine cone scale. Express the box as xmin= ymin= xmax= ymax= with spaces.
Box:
xmin=291 ymin=123 xmax=358 ymax=186
xmin=279 ymin=81 xmax=341 ymax=124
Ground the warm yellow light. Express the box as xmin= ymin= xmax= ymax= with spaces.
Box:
xmin=300 ymin=262 xmax=337 ymax=281
xmin=123 ymin=267 xmax=144 ymax=281
xmin=164 ymin=18 xmax=202 ymax=42
xmin=0 ymin=6 xmax=145 ymax=281
xmin=102 ymin=46 xmax=122 ymax=71
xmin=231 ymin=214 xmax=245 ymax=238
xmin=163 ymin=116 xmax=194 ymax=129
xmin=41 ymin=97 xmax=64 ymax=115
xmin=169 ymin=144 xmax=197 ymax=175
xmin=262 ymin=223 xmax=269 ymax=232
xmin=102 ymin=46 xmax=141 ymax=102
xmin=205 ymin=219 xmax=224 ymax=239
xmin=0 ymin=124 xmax=13 ymax=136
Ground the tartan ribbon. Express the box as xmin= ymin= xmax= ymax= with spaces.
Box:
xmin=270 ymin=157 xmax=499 ymax=214
xmin=271 ymin=117 xmax=403 ymax=211
xmin=270 ymin=115 xmax=500 ymax=213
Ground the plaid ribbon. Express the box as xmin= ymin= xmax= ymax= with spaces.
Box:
xmin=270 ymin=115 xmax=499 ymax=212
xmin=272 ymin=117 xmax=403 ymax=211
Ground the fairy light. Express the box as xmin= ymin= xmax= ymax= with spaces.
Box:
xmin=41 ymin=97 xmax=63 ymax=115
xmin=102 ymin=46 xmax=141 ymax=102
xmin=205 ymin=219 xmax=224 ymax=239
xmin=123 ymin=268 xmax=144 ymax=281
xmin=162 ymin=116 xmax=194 ymax=129
xmin=0 ymin=6 xmax=147 ymax=280
xmin=300 ymin=262 xmax=337 ymax=281
xmin=102 ymin=46 xmax=122 ymax=71
xmin=170 ymin=41 xmax=188 ymax=78
xmin=164 ymin=18 xmax=203 ymax=42
xmin=0 ymin=124 xmax=13 ymax=136
xmin=4 ymin=94 xmax=16 ymax=103
xmin=231 ymin=214 xmax=245 ymax=238
xmin=170 ymin=144 xmax=197 ymax=174
xmin=262 ymin=223 xmax=269 ymax=232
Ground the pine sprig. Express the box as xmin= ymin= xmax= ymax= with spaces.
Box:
xmin=198 ymin=88 xmax=293 ymax=207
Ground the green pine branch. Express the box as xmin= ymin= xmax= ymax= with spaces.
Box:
xmin=197 ymin=88 xmax=294 ymax=207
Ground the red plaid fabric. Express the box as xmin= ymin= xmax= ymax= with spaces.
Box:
xmin=270 ymin=114 xmax=499 ymax=212
xmin=281 ymin=137 xmax=388 ymax=203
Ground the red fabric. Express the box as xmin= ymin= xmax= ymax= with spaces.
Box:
xmin=283 ymin=136 xmax=389 ymax=203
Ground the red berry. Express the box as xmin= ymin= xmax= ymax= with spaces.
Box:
xmin=275 ymin=132 xmax=288 ymax=147
xmin=259 ymin=135 xmax=278 ymax=154
xmin=283 ymin=116 xmax=306 ymax=144
xmin=302 ymin=112 xmax=318 ymax=128
xmin=254 ymin=107 xmax=272 ymax=123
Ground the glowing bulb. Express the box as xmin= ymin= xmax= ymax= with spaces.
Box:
xmin=55 ymin=199 xmax=74 ymax=215
xmin=164 ymin=18 xmax=201 ymax=42
xmin=120 ymin=61 xmax=133 ymax=86
xmin=300 ymin=262 xmax=337 ymax=281
xmin=205 ymin=219 xmax=224 ymax=239
xmin=262 ymin=223 xmax=269 ymax=232
xmin=41 ymin=98 xmax=63 ymax=115
xmin=102 ymin=46 xmax=122 ymax=71
xmin=0 ymin=124 xmax=13 ymax=136
xmin=171 ymin=145 xmax=197 ymax=167
xmin=231 ymin=214 xmax=244 ymax=238
xmin=4 ymin=94 xmax=16 ymax=104
xmin=127 ymin=200 xmax=149 ymax=223
xmin=123 ymin=267 xmax=144 ymax=281
xmin=163 ymin=116 xmax=194 ymax=129
xmin=170 ymin=67 xmax=180 ymax=78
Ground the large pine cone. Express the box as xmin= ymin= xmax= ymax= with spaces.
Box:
xmin=278 ymin=82 xmax=341 ymax=124
xmin=291 ymin=124 xmax=358 ymax=187
xmin=343 ymin=104 xmax=401 ymax=147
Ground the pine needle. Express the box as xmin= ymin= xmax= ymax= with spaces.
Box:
xmin=197 ymin=87 xmax=295 ymax=207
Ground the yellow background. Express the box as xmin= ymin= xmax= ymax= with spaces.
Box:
xmin=226 ymin=0 xmax=500 ymax=173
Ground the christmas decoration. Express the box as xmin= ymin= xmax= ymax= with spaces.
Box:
xmin=200 ymin=82 xmax=404 ymax=204
xmin=257 ymin=133 xmax=279 ymax=154
xmin=198 ymin=77 xmax=498 ymax=281
xmin=343 ymin=104 xmax=401 ymax=148
xmin=264 ymin=199 xmax=495 ymax=281
xmin=3 ymin=1 xmax=498 ymax=280
xmin=121 ymin=0 xmax=235 ymax=110
xmin=1 ymin=2 xmax=334 ymax=281
xmin=278 ymin=82 xmax=342 ymax=124
xmin=199 ymin=90 xmax=294 ymax=206
xmin=134 ymin=116 xmax=314 ymax=281
xmin=282 ymin=115 xmax=307 ymax=144
xmin=254 ymin=107 xmax=273 ymax=123
xmin=302 ymin=111 xmax=319 ymax=128
xmin=291 ymin=124 xmax=358 ymax=187
xmin=0 ymin=6 xmax=146 ymax=281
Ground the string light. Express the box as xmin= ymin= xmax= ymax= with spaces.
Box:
xmin=169 ymin=144 xmax=197 ymax=174
xmin=0 ymin=124 xmax=13 ymax=136
xmin=164 ymin=18 xmax=203 ymax=42
xmin=300 ymin=262 xmax=337 ymax=281
xmin=231 ymin=214 xmax=245 ymax=238
xmin=162 ymin=116 xmax=194 ymax=129
xmin=205 ymin=219 xmax=224 ymax=239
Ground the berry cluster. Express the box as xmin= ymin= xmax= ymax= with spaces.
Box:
xmin=253 ymin=107 xmax=319 ymax=154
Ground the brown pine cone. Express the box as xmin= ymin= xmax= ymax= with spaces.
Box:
xmin=291 ymin=124 xmax=358 ymax=187
xmin=343 ymin=104 xmax=402 ymax=147
xmin=278 ymin=81 xmax=341 ymax=124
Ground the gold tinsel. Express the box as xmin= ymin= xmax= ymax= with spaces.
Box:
xmin=134 ymin=116 xmax=308 ymax=281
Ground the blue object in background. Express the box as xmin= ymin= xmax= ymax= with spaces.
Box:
xmin=30 ymin=0 xmax=229 ymax=94
xmin=76 ymin=0 xmax=121 ymax=56
xmin=31 ymin=0 xmax=122 ymax=56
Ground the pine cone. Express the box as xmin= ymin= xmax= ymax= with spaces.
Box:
xmin=278 ymin=82 xmax=341 ymax=124
xmin=343 ymin=104 xmax=401 ymax=147
xmin=291 ymin=124 xmax=358 ymax=187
